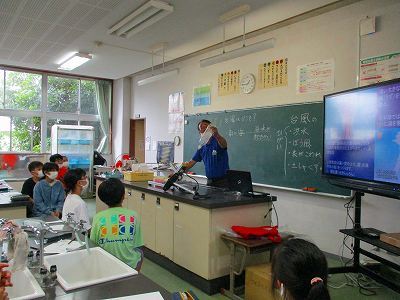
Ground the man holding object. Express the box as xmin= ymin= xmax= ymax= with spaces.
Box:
xmin=183 ymin=119 xmax=229 ymax=187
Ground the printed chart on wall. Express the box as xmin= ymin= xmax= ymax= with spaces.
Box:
xmin=258 ymin=58 xmax=288 ymax=89
xmin=360 ymin=52 xmax=400 ymax=86
xmin=297 ymin=59 xmax=335 ymax=94
xmin=193 ymin=84 xmax=211 ymax=107
xmin=218 ymin=70 xmax=240 ymax=96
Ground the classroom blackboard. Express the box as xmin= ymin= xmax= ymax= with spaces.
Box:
xmin=184 ymin=102 xmax=351 ymax=197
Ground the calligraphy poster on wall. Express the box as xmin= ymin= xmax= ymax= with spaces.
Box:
xmin=218 ymin=70 xmax=240 ymax=96
xmin=258 ymin=58 xmax=288 ymax=89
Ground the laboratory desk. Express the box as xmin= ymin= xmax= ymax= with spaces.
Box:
xmin=0 ymin=191 xmax=29 ymax=219
xmin=95 ymin=177 xmax=275 ymax=294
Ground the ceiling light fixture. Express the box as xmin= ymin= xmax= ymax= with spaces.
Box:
xmin=137 ymin=43 xmax=179 ymax=86
xmin=108 ymin=0 xmax=173 ymax=39
xmin=200 ymin=5 xmax=275 ymax=67
xmin=58 ymin=52 xmax=92 ymax=70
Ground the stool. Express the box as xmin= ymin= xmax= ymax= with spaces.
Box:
xmin=220 ymin=234 xmax=286 ymax=300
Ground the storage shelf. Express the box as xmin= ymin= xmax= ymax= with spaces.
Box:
xmin=340 ymin=228 xmax=400 ymax=256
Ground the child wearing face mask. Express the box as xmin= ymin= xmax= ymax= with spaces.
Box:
xmin=49 ymin=153 xmax=68 ymax=183
xmin=62 ymin=168 xmax=91 ymax=232
xmin=32 ymin=162 xmax=65 ymax=218
xmin=21 ymin=161 xmax=44 ymax=217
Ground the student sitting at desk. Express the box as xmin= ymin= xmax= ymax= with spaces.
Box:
xmin=90 ymin=178 xmax=143 ymax=271
xmin=271 ymin=238 xmax=330 ymax=300
xmin=32 ymin=162 xmax=65 ymax=218
xmin=21 ymin=161 xmax=43 ymax=217
xmin=183 ymin=119 xmax=229 ymax=187
xmin=62 ymin=168 xmax=91 ymax=232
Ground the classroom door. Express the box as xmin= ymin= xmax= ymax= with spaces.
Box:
xmin=129 ymin=119 xmax=145 ymax=163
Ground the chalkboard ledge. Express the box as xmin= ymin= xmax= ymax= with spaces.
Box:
xmin=186 ymin=175 xmax=352 ymax=199
xmin=253 ymin=182 xmax=352 ymax=199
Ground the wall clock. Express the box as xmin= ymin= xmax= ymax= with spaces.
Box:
xmin=240 ymin=73 xmax=256 ymax=94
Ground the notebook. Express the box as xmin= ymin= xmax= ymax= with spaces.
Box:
xmin=226 ymin=170 xmax=268 ymax=197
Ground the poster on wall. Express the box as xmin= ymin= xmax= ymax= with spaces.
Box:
xmin=360 ymin=52 xmax=400 ymax=86
xmin=168 ymin=92 xmax=184 ymax=113
xmin=258 ymin=58 xmax=288 ymax=89
xmin=218 ymin=70 xmax=240 ymax=96
xmin=168 ymin=113 xmax=184 ymax=133
xmin=193 ymin=84 xmax=211 ymax=106
xmin=296 ymin=59 xmax=335 ymax=94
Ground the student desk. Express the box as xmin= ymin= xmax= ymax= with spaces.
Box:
xmin=221 ymin=234 xmax=289 ymax=300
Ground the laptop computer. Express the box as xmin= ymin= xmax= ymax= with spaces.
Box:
xmin=226 ymin=170 xmax=268 ymax=197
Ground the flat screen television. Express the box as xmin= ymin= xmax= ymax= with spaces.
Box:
xmin=323 ymin=78 xmax=400 ymax=199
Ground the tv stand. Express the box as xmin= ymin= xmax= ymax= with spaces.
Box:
xmin=329 ymin=191 xmax=400 ymax=294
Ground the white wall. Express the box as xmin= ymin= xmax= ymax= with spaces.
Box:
xmin=128 ymin=0 xmax=400 ymax=255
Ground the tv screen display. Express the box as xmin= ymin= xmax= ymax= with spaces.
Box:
xmin=323 ymin=78 xmax=400 ymax=198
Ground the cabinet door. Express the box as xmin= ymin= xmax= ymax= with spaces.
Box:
xmin=155 ymin=196 xmax=174 ymax=260
xmin=173 ymin=202 xmax=210 ymax=279
xmin=140 ymin=193 xmax=156 ymax=251
xmin=125 ymin=189 xmax=142 ymax=215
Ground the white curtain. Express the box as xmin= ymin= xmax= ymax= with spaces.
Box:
xmin=96 ymin=80 xmax=112 ymax=153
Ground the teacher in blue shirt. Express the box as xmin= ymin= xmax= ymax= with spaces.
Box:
xmin=183 ymin=119 xmax=229 ymax=187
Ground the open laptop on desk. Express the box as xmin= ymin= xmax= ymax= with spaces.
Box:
xmin=227 ymin=170 xmax=269 ymax=198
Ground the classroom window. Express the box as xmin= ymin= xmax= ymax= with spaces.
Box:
xmin=0 ymin=66 xmax=111 ymax=154
xmin=48 ymin=76 xmax=79 ymax=113
xmin=3 ymin=70 xmax=41 ymax=110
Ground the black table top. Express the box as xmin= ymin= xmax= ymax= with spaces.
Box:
xmin=96 ymin=176 xmax=275 ymax=209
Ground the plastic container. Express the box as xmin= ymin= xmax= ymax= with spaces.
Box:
xmin=198 ymin=124 xmax=213 ymax=147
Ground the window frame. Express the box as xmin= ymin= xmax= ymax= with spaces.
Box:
xmin=0 ymin=66 xmax=111 ymax=153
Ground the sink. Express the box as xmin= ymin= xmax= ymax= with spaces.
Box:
xmin=6 ymin=268 xmax=45 ymax=300
xmin=43 ymin=246 xmax=138 ymax=291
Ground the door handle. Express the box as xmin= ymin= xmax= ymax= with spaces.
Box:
xmin=141 ymin=193 xmax=145 ymax=200
xmin=174 ymin=203 xmax=179 ymax=211
xmin=127 ymin=191 xmax=132 ymax=196
xmin=156 ymin=197 xmax=160 ymax=205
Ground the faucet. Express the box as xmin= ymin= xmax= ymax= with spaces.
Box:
xmin=63 ymin=213 xmax=90 ymax=253
xmin=20 ymin=221 xmax=56 ymax=268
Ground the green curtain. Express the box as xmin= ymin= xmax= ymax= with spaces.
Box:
xmin=95 ymin=80 xmax=112 ymax=154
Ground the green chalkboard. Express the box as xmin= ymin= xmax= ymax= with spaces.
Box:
xmin=184 ymin=102 xmax=351 ymax=197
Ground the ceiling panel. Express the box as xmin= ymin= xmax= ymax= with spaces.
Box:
xmin=76 ymin=7 xmax=108 ymax=31
xmin=10 ymin=17 xmax=33 ymax=36
xmin=2 ymin=35 xmax=22 ymax=50
xmin=60 ymin=29 xmax=85 ymax=45
xmin=0 ymin=13 xmax=13 ymax=33
xmin=27 ymin=21 xmax=52 ymax=39
xmin=0 ymin=0 xmax=20 ymax=14
xmin=9 ymin=50 xmax=28 ymax=61
xmin=0 ymin=48 xmax=12 ymax=60
xmin=97 ymin=0 xmax=125 ymax=10
xmin=58 ymin=3 xmax=92 ymax=27
xmin=43 ymin=25 xmax=68 ymax=42
xmin=16 ymin=38 xmax=38 ymax=52
xmin=40 ymin=0 xmax=72 ymax=22
xmin=20 ymin=0 xmax=50 ymax=19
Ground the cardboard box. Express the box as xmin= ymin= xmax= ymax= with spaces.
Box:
xmin=245 ymin=264 xmax=273 ymax=300
xmin=123 ymin=171 xmax=154 ymax=182
xmin=380 ymin=233 xmax=400 ymax=248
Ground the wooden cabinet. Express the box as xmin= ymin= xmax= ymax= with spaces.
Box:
xmin=173 ymin=202 xmax=210 ymax=279
xmin=125 ymin=189 xmax=142 ymax=215
xmin=155 ymin=196 xmax=174 ymax=260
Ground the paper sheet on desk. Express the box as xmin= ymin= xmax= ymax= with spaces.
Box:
xmin=106 ymin=292 xmax=164 ymax=299
xmin=44 ymin=239 xmax=84 ymax=254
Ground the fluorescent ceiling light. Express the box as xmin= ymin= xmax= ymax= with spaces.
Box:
xmin=58 ymin=52 xmax=92 ymax=70
xmin=137 ymin=69 xmax=179 ymax=86
xmin=108 ymin=0 xmax=173 ymax=39
xmin=200 ymin=38 xmax=275 ymax=68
